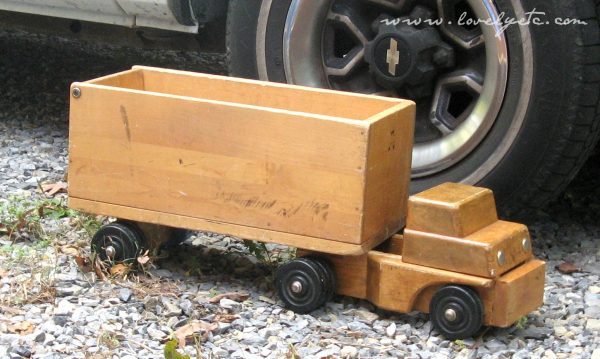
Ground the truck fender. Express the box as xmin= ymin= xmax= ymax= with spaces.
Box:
xmin=168 ymin=0 xmax=228 ymax=25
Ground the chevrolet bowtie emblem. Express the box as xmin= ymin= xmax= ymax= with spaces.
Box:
xmin=386 ymin=38 xmax=400 ymax=76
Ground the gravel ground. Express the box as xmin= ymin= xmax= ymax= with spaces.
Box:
xmin=0 ymin=28 xmax=599 ymax=359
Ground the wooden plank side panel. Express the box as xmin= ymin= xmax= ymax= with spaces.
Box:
xmin=69 ymin=85 xmax=369 ymax=243
xmin=134 ymin=66 xmax=404 ymax=121
xmin=362 ymin=104 xmax=415 ymax=242
xmin=404 ymin=221 xmax=533 ymax=278
xmin=320 ymin=254 xmax=369 ymax=299
xmin=490 ymin=260 xmax=546 ymax=327
xmin=403 ymin=229 xmax=492 ymax=278
xmin=365 ymin=251 xmax=493 ymax=313
xmin=87 ymin=69 xmax=145 ymax=90
xmin=69 ymin=198 xmax=377 ymax=255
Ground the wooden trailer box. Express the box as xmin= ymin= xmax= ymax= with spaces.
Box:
xmin=68 ymin=66 xmax=415 ymax=254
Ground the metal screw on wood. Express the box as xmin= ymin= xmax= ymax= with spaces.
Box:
xmin=497 ymin=250 xmax=506 ymax=266
xmin=522 ymin=238 xmax=531 ymax=252
xmin=72 ymin=87 xmax=82 ymax=98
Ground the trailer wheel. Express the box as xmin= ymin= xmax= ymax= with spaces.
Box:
xmin=275 ymin=258 xmax=332 ymax=313
xmin=91 ymin=221 xmax=145 ymax=265
xmin=429 ymin=285 xmax=483 ymax=339
xmin=310 ymin=257 xmax=336 ymax=305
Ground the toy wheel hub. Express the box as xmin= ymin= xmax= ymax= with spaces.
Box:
xmin=444 ymin=308 xmax=458 ymax=322
xmin=290 ymin=280 xmax=304 ymax=294
xmin=105 ymin=245 xmax=117 ymax=259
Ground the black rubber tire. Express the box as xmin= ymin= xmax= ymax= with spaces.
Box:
xmin=91 ymin=221 xmax=145 ymax=264
xmin=226 ymin=0 xmax=600 ymax=212
xmin=309 ymin=257 xmax=337 ymax=305
xmin=429 ymin=285 xmax=484 ymax=340
xmin=275 ymin=258 xmax=331 ymax=313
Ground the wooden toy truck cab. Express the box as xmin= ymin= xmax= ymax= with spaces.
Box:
xmin=67 ymin=66 xmax=545 ymax=339
xmin=314 ymin=183 xmax=545 ymax=339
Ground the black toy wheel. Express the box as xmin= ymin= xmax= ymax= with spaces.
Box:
xmin=429 ymin=285 xmax=484 ymax=339
xmin=310 ymin=257 xmax=336 ymax=305
xmin=275 ymin=258 xmax=333 ymax=313
xmin=91 ymin=221 xmax=145 ymax=264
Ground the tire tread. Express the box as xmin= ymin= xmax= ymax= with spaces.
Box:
xmin=511 ymin=0 xmax=600 ymax=210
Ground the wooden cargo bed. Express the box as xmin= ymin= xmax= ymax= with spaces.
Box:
xmin=68 ymin=66 xmax=415 ymax=255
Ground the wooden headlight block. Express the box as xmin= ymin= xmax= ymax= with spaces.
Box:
xmin=403 ymin=183 xmax=533 ymax=278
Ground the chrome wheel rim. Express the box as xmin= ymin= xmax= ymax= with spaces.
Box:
xmin=276 ymin=0 xmax=509 ymax=178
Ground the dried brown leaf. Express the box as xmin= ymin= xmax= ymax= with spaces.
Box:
xmin=556 ymin=262 xmax=580 ymax=274
xmin=110 ymin=263 xmax=131 ymax=278
xmin=208 ymin=292 xmax=250 ymax=304
xmin=60 ymin=245 xmax=80 ymax=257
xmin=8 ymin=320 xmax=35 ymax=335
xmin=0 ymin=305 xmax=24 ymax=315
xmin=175 ymin=321 xmax=217 ymax=349
xmin=137 ymin=250 xmax=151 ymax=265
xmin=0 ymin=268 xmax=8 ymax=278
xmin=41 ymin=182 xmax=68 ymax=197
xmin=75 ymin=256 xmax=93 ymax=273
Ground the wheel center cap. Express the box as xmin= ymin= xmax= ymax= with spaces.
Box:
xmin=365 ymin=22 xmax=455 ymax=94
xmin=372 ymin=35 xmax=411 ymax=79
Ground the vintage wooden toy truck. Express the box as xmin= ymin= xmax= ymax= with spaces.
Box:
xmin=68 ymin=66 xmax=545 ymax=339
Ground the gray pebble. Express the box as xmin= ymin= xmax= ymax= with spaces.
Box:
xmin=119 ymin=288 xmax=133 ymax=303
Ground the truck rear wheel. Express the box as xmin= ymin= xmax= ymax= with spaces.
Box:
xmin=429 ymin=285 xmax=483 ymax=339
xmin=227 ymin=0 xmax=600 ymax=210
xmin=275 ymin=257 xmax=334 ymax=313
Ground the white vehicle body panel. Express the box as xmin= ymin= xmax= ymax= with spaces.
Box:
xmin=0 ymin=0 xmax=198 ymax=32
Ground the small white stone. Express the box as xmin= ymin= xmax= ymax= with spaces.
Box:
xmin=219 ymin=298 xmax=241 ymax=310
xmin=553 ymin=326 xmax=567 ymax=336
xmin=591 ymin=349 xmax=600 ymax=359
xmin=586 ymin=319 xmax=600 ymax=331
xmin=340 ymin=346 xmax=358 ymax=358
xmin=54 ymin=299 xmax=75 ymax=316
xmin=590 ymin=286 xmax=600 ymax=294
xmin=386 ymin=322 xmax=397 ymax=338
xmin=147 ymin=327 xmax=166 ymax=341
xmin=380 ymin=338 xmax=393 ymax=345
xmin=354 ymin=310 xmax=379 ymax=324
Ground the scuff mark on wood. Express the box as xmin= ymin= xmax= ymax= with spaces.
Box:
xmin=217 ymin=192 xmax=278 ymax=210
xmin=120 ymin=105 xmax=132 ymax=144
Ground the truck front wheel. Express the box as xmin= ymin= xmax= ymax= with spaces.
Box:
xmin=429 ymin=285 xmax=484 ymax=339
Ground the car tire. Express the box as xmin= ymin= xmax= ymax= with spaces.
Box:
xmin=226 ymin=0 xmax=600 ymax=211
